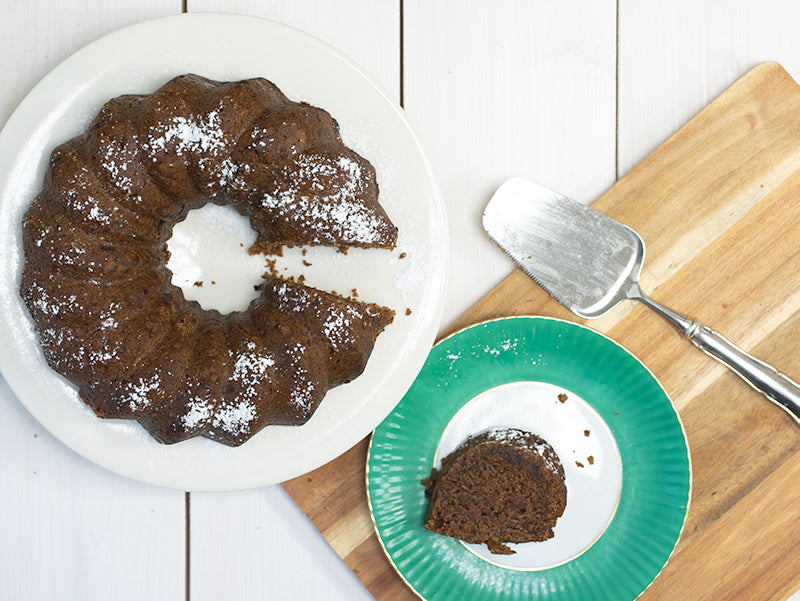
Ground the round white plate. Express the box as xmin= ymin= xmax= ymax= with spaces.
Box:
xmin=0 ymin=13 xmax=447 ymax=491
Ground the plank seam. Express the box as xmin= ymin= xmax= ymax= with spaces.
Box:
xmin=615 ymin=0 xmax=620 ymax=182
xmin=399 ymin=0 xmax=404 ymax=108
xmin=185 ymin=492 xmax=191 ymax=601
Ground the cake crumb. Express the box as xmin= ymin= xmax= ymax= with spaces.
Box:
xmin=351 ymin=288 xmax=359 ymax=298
xmin=575 ymin=461 xmax=584 ymax=468
xmin=193 ymin=281 xmax=203 ymax=287
xmin=405 ymin=307 xmax=413 ymax=316
xmin=584 ymin=429 xmax=591 ymax=437
xmin=264 ymin=258 xmax=279 ymax=278
xmin=557 ymin=393 xmax=568 ymax=403
xmin=302 ymin=260 xmax=312 ymax=267
xmin=587 ymin=455 xmax=594 ymax=465
xmin=302 ymin=248 xmax=308 ymax=256
xmin=398 ymin=251 xmax=407 ymax=259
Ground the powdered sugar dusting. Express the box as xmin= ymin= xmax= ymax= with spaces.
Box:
xmin=479 ymin=427 xmax=563 ymax=476
xmin=123 ymin=375 xmax=160 ymax=411
xmin=144 ymin=110 xmax=239 ymax=190
xmin=22 ymin=276 xmax=122 ymax=326
xmin=204 ymin=340 xmax=277 ymax=437
xmin=274 ymin=280 xmax=310 ymax=312
xmin=40 ymin=325 xmax=85 ymax=365
xmin=228 ymin=340 xmax=276 ymax=406
xmin=232 ymin=341 xmax=275 ymax=382
xmin=323 ymin=306 xmax=358 ymax=351
xmin=271 ymin=280 xmax=363 ymax=352
xmin=98 ymin=134 xmax=137 ymax=193
xmin=213 ymin=399 xmax=258 ymax=435
xmin=147 ymin=110 xmax=225 ymax=156
xmin=38 ymin=322 xmax=122 ymax=373
xmin=63 ymin=167 xmax=114 ymax=226
xmin=25 ymin=281 xmax=65 ymax=318
xmin=289 ymin=382 xmax=314 ymax=410
xmin=287 ymin=341 xmax=314 ymax=410
xmin=182 ymin=396 xmax=213 ymax=430
xmin=260 ymin=154 xmax=388 ymax=244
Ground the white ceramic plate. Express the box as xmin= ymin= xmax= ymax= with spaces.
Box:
xmin=0 ymin=13 xmax=447 ymax=491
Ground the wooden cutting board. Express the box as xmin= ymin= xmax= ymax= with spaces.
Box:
xmin=283 ymin=61 xmax=800 ymax=601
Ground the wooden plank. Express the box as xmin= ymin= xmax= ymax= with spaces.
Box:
xmin=0 ymin=2 xmax=179 ymax=126
xmin=0 ymin=5 xmax=188 ymax=601
xmin=284 ymin=61 xmax=800 ymax=601
xmin=189 ymin=485 xmax=373 ymax=600
xmin=401 ymin=0 xmax=618 ymax=327
xmin=185 ymin=3 xmax=399 ymax=601
xmin=188 ymin=0 xmax=400 ymax=100
xmin=641 ymin=444 xmax=800 ymax=601
xmin=617 ymin=0 xmax=800 ymax=178
xmin=0 ymin=376 xmax=188 ymax=600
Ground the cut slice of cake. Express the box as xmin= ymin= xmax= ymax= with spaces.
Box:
xmin=422 ymin=427 xmax=567 ymax=554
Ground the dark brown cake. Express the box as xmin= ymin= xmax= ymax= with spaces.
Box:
xmin=422 ymin=428 xmax=567 ymax=554
xmin=19 ymin=73 xmax=397 ymax=446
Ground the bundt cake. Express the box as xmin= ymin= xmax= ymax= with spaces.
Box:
xmin=19 ymin=73 xmax=397 ymax=446
xmin=422 ymin=428 xmax=567 ymax=554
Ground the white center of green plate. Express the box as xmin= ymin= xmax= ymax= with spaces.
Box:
xmin=434 ymin=380 xmax=622 ymax=570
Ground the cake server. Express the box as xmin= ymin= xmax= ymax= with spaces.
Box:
xmin=482 ymin=177 xmax=800 ymax=423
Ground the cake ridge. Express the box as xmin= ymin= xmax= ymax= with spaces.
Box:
xmin=79 ymin=307 xmax=202 ymax=420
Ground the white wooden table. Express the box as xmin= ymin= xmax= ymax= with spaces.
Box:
xmin=2 ymin=1 xmax=800 ymax=599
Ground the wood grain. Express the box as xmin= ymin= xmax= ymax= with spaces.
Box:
xmin=0 ymin=4 xmax=188 ymax=601
xmin=284 ymin=61 xmax=800 ymax=600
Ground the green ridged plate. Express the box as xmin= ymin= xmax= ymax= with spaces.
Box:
xmin=367 ymin=316 xmax=690 ymax=601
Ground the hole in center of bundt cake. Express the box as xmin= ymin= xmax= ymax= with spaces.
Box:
xmin=165 ymin=203 xmax=268 ymax=314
